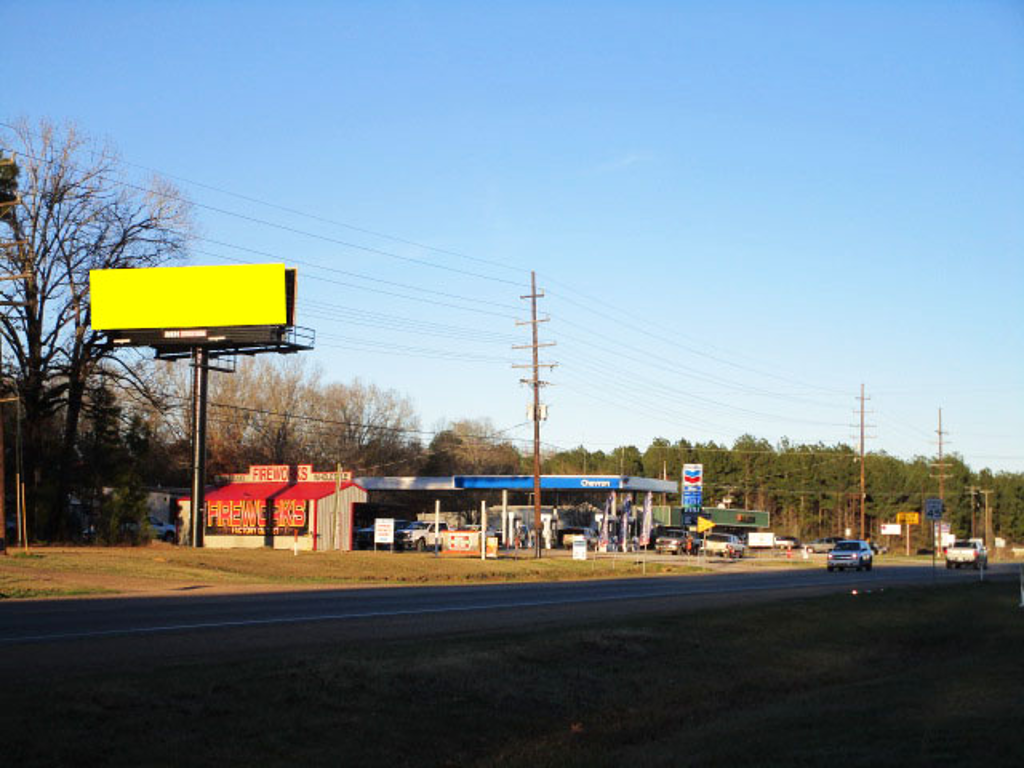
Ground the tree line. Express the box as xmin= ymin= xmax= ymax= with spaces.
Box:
xmin=543 ymin=437 xmax=1024 ymax=544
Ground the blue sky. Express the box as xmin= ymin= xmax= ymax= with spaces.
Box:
xmin=4 ymin=1 xmax=1023 ymax=472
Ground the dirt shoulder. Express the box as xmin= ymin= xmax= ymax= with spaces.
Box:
xmin=2 ymin=544 xmax=930 ymax=601
xmin=0 ymin=544 xmax=712 ymax=599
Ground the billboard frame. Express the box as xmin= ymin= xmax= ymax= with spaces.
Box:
xmin=89 ymin=263 xmax=315 ymax=548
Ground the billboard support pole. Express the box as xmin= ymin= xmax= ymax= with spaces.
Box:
xmin=189 ymin=346 xmax=209 ymax=548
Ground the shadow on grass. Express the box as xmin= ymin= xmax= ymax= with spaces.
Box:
xmin=1 ymin=582 xmax=1021 ymax=767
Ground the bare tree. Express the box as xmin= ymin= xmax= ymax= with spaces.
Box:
xmin=0 ymin=118 xmax=192 ymax=537
xmin=308 ymin=377 xmax=422 ymax=473
xmin=423 ymin=418 xmax=521 ymax=475
xmin=147 ymin=356 xmax=422 ymax=477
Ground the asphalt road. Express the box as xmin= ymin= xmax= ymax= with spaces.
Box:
xmin=0 ymin=562 xmax=1014 ymax=680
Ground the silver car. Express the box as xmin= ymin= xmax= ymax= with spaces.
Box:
xmin=826 ymin=540 xmax=873 ymax=572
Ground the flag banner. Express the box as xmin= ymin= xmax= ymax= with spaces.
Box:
xmin=620 ymin=497 xmax=631 ymax=551
xmin=600 ymin=492 xmax=611 ymax=547
xmin=639 ymin=491 xmax=653 ymax=547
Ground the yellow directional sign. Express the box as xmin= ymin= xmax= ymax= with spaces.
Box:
xmin=896 ymin=511 xmax=920 ymax=526
xmin=697 ymin=516 xmax=715 ymax=533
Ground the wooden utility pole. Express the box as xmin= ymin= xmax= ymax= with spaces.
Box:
xmin=980 ymin=489 xmax=994 ymax=553
xmin=0 ymin=270 xmax=32 ymax=555
xmin=0 ymin=395 xmax=21 ymax=555
xmin=513 ymin=271 xmax=555 ymax=558
xmin=857 ymin=384 xmax=870 ymax=540
xmin=967 ymin=486 xmax=979 ymax=539
xmin=929 ymin=408 xmax=951 ymax=553
xmin=0 ymin=398 xmax=4 ymax=555
xmin=933 ymin=408 xmax=950 ymax=502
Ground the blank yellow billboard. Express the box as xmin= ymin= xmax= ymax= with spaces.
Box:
xmin=90 ymin=263 xmax=288 ymax=330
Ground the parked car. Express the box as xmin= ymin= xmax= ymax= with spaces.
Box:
xmin=396 ymin=521 xmax=427 ymax=550
xmin=121 ymin=516 xmax=175 ymax=543
xmin=945 ymin=540 xmax=987 ymax=570
xmin=147 ymin=516 xmax=177 ymax=543
xmin=397 ymin=521 xmax=450 ymax=551
xmin=826 ymin=540 xmax=873 ymax=571
xmin=701 ymin=532 xmax=746 ymax=558
xmin=867 ymin=540 xmax=888 ymax=555
xmin=654 ymin=527 xmax=692 ymax=555
xmin=355 ymin=525 xmax=374 ymax=549
xmin=805 ymin=536 xmax=846 ymax=554
xmin=558 ymin=527 xmax=597 ymax=550
xmin=773 ymin=535 xmax=801 ymax=550
xmin=422 ymin=521 xmax=450 ymax=550
xmin=650 ymin=525 xmax=683 ymax=550
xmin=390 ymin=520 xmax=417 ymax=549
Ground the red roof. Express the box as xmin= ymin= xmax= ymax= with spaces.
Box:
xmin=182 ymin=480 xmax=364 ymax=503
xmin=204 ymin=482 xmax=290 ymax=501
xmin=275 ymin=481 xmax=361 ymax=500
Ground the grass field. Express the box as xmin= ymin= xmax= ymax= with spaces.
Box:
xmin=2 ymin=580 xmax=1020 ymax=766
xmin=0 ymin=545 xmax=715 ymax=599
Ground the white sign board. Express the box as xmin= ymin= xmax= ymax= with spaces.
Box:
xmin=374 ymin=518 xmax=395 ymax=545
xmin=881 ymin=523 xmax=901 ymax=536
xmin=572 ymin=538 xmax=587 ymax=561
xmin=747 ymin=532 xmax=775 ymax=548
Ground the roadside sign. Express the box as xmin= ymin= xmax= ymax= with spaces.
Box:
xmin=881 ymin=523 xmax=901 ymax=536
xmin=925 ymin=498 xmax=944 ymax=521
xmin=374 ymin=518 xmax=395 ymax=545
xmin=683 ymin=464 xmax=703 ymax=512
xmin=697 ymin=516 xmax=715 ymax=533
xmin=896 ymin=511 xmax=920 ymax=526
xmin=572 ymin=538 xmax=587 ymax=561
xmin=443 ymin=530 xmax=477 ymax=553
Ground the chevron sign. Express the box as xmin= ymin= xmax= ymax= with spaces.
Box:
xmin=683 ymin=464 xmax=703 ymax=487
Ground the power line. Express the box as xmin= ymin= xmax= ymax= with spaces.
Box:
xmin=121 ymin=382 xmax=536 ymax=446
xmin=195 ymin=239 xmax=523 ymax=313
xmin=62 ymin=130 xmax=527 ymax=278
xmin=2 ymin=127 xmax=859 ymax=402
xmin=556 ymin=348 xmax=850 ymax=428
xmin=0 ymin=139 xmax=525 ymax=289
xmin=542 ymin=277 xmax=849 ymax=395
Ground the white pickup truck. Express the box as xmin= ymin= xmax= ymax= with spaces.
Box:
xmin=945 ymin=540 xmax=987 ymax=570
xmin=398 ymin=521 xmax=450 ymax=551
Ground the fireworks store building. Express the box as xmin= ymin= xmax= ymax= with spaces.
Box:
xmin=187 ymin=465 xmax=367 ymax=551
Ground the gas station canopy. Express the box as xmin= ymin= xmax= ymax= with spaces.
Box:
xmin=357 ymin=475 xmax=677 ymax=494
